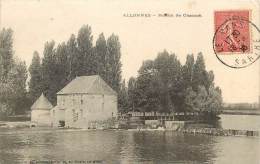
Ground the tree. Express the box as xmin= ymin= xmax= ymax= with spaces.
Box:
xmin=184 ymin=85 xmax=208 ymax=112
xmin=0 ymin=59 xmax=28 ymax=115
xmin=42 ymin=41 xmax=57 ymax=104
xmin=185 ymin=85 xmax=222 ymax=114
xmin=29 ymin=51 xmax=43 ymax=103
xmin=131 ymin=51 xmax=222 ymax=116
xmin=133 ymin=51 xmax=185 ymax=113
xmin=207 ymin=85 xmax=222 ymax=114
xmin=94 ymin=33 xmax=107 ymax=80
xmin=54 ymin=42 xmax=70 ymax=91
xmin=128 ymin=77 xmax=137 ymax=111
xmin=34 ymin=26 xmax=123 ymax=105
xmin=153 ymin=51 xmax=182 ymax=112
xmin=184 ymin=87 xmax=197 ymax=112
xmin=0 ymin=28 xmax=28 ymax=116
xmin=106 ymin=34 xmax=122 ymax=93
xmin=0 ymin=75 xmax=13 ymax=117
xmin=192 ymin=52 xmax=209 ymax=92
xmin=182 ymin=54 xmax=195 ymax=89
xmin=135 ymin=60 xmax=160 ymax=112
xmin=118 ymin=80 xmax=128 ymax=113
xmin=66 ymin=34 xmax=79 ymax=81
xmin=9 ymin=59 xmax=28 ymax=114
xmin=0 ymin=28 xmax=13 ymax=81
xmin=77 ymin=25 xmax=94 ymax=76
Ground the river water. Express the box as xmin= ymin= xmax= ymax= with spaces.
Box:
xmin=0 ymin=114 xmax=259 ymax=164
xmin=220 ymin=114 xmax=260 ymax=131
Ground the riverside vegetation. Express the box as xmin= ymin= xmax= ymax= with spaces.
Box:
xmin=0 ymin=25 xmax=222 ymax=121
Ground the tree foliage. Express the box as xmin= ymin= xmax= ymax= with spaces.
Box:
xmin=28 ymin=25 xmax=123 ymax=107
xmin=118 ymin=80 xmax=128 ymax=113
xmin=126 ymin=51 xmax=223 ymax=116
xmin=0 ymin=28 xmax=28 ymax=116
xmin=128 ymin=77 xmax=137 ymax=111
xmin=1 ymin=25 xmax=222 ymax=119
xmin=29 ymin=51 xmax=43 ymax=103
xmin=41 ymin=41 xmax=57 ymax=104
xmin=0 ymin=28 xmax=13 ymax=81
xmin=77 ymin=25 xmax=94 ymax=76
xmin=106 ymin=34 xmax=122 ymax=93
xmin=95 ymin=33 xmax=107 ymax=79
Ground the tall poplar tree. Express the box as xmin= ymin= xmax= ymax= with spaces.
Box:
xmin=106 ymin=34 xmax=122 ymax=93
xmin=192 ymin=52 xmax=209 ymax=92
xmin=0 ymin=28 xmax=28 ymax=116
xmin=153 ymin=51 xmax=182 ymax=112
xmin=77 ymin=25 xmax=94 ymax=76
xmin=54 ymin=43 xmax=70 ymax=94
xmin=94 ymin=33 xmax=107 ymax=80
xmin=182 ymin=54 xmax=195 ymax=89
xmin=42 ymin=41 xmax=56 ymax=104
xmin=29 ymin=51 xmax=43 ymax=103
xmin=0 ymin=28 xmax=13 ymax=81
xmin=66 ymin=34 xmax=78 ymax=81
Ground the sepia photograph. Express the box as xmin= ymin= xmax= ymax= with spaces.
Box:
xmin=0 ymin=0 xmax=260 ymax=163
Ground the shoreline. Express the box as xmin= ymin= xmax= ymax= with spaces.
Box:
xmin=0 ymin=121 xmax=259 ymax=138
xmin=221 ymin=111 xmax=260 ymax=115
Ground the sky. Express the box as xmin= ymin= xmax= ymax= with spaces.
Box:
xmin=1 ymin=0 xmax=260 ymax=103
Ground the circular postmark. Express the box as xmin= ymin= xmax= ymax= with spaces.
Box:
xmin=213 ymin=16 xmax=260 ymax=68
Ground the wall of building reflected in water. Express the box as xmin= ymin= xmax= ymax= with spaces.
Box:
xmin=0 ymin=126 xmax=259 ymax=164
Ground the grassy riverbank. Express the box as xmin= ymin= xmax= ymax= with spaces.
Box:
xmin=0 ymin=121 xmax=32 ymax=128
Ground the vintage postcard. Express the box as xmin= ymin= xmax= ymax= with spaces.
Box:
xmin=0 ymin=0 xmax=260 ymax=163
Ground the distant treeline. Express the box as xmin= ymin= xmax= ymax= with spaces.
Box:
xmin=0 ymin=25 xmax=223 ymax=118
xmin=223 ymin=103 xmax=259 ymax=110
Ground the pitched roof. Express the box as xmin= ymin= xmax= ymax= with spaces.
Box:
xmin=31 ymin=93 xmax=53 ymax=110
xmin=57 ymin=75 xmax=117 ymax=95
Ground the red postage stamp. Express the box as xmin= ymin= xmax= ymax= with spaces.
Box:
xmin=214 ymin=10 xmax=251 ymax=54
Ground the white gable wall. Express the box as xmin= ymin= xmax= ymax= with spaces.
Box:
xmin=31 ymin=110 xmax=51 ymax=126
xmin=54 ymin=94 xmax=117 ymax=128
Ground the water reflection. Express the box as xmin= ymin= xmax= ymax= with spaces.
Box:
xmin=0 ymin=129 xmax=259 ymax=163
xmin=131 ymin=131 xmax=218 ymax=163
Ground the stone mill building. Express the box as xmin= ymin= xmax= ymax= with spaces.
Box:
xmin=51 ymin=75 xmax=118 ymax=128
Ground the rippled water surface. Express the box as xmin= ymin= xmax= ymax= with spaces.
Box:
xmin=0 ymin=128 xmax=259 ymax=164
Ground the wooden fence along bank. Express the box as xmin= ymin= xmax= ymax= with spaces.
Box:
xmin=118 ymin=112 xmax=260 ymax=137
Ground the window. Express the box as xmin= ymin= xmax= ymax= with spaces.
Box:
xmin=81 ymin=99 xmax=83 ymax=105
xmin=80 ymin=109 xmax=83 ymax=118
xmin=72 ymin=109 xmax=78 ymax=122
xmin=102 ymin=102 xmax=104 ymax=112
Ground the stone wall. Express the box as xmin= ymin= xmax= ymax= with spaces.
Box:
xmin=56 ymin=94 xmax=117 ymax=128
xmin=165 ymin=121 xmax=186 ymax=130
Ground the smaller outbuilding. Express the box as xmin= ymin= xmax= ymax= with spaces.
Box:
xmin=31 ymin=93 xmax=53 ymax=126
